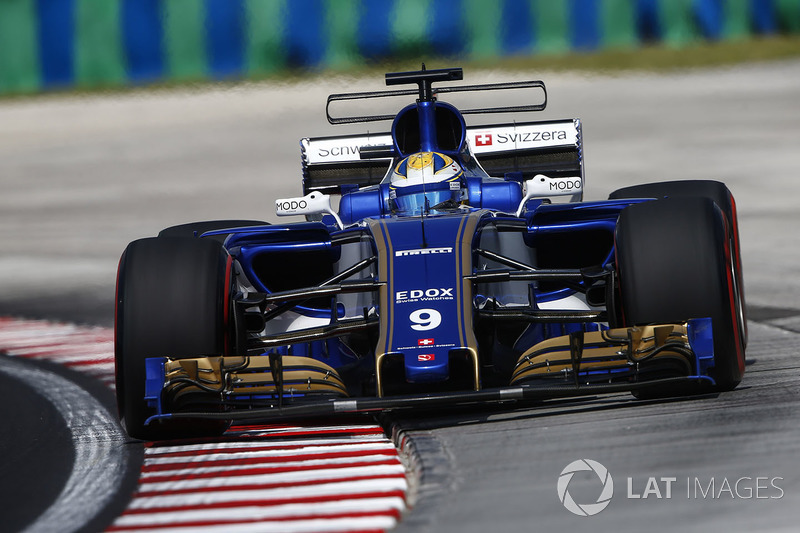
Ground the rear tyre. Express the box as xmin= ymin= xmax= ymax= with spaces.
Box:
xmin=609 ymin=180 xmax=746 ymax=346
xmin=615 ymin=197 xmax=745 ymax=392
xmin=115 ymin=237 xmax=233 ymax=440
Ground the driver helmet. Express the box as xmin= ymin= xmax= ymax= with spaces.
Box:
xmin=389 ymin=152 xmax=466 ymax=215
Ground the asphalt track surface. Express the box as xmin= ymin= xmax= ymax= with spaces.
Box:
xmin=1 ymin=59 xmax=800 ymax=531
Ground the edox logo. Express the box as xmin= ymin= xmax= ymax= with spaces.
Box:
xmin=557 ymin=459 xmax=614 ymax=516
xmin=395 ymin=288 xmax=454 ymax=303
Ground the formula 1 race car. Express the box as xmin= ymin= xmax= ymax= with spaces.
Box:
xmin=115 ymin=67 xmax=746 ymax=440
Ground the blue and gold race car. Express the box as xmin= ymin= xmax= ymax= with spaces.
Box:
xmin=115 ymin=67 xmax=746 ymax=440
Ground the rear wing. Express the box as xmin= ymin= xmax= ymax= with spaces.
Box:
xmin=301 ymin=119 xmax=583 ymax=195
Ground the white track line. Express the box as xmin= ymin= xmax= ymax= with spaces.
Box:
xmin=143 ymin=435 xmax=389 ymax=454
xmin=138 ymin=463 xmax=406 ymax=492
xmin=126 ymin=477 xmax=409 ymax=509
xmin=107 ymin=515 xmax=400 ymax=533
xmin=141 ymin=442 xmax=398 ymax=465
xmin=139 ymin=454 xmax=399 ymax=479
xmin=112 ymin=496 xmax=406 ymax=527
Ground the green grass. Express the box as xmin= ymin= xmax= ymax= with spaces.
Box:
xmin=4 ymin=34 xmax=800 ymax=101
xmin=469 ymin=34 xmax=800 ymax=73
xmin=339 ymin=34 xmax=800 ymax=76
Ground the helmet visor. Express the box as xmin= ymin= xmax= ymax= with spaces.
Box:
xmin=391 ymin=187 xmax=462 ymax=216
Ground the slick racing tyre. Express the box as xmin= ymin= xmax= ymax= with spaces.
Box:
xmin=615 ymin=197 xmax=746 ymax=392
xmin=115 ymin=237 xmax=233 ymax=440
xmin=609 ymin=180 xmax=746 ymax=346
xmin=158 ymin=220 xmax=268 ymax=242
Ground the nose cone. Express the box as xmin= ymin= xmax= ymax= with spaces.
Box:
xmin=403 ymin=349 xmax=449 ymax=383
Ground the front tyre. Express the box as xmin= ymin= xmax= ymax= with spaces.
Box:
xmin=609 ymin=180 xmax=746 ymax=346
xmin=115 ymin=237 xmax=233 ymax=440
xmin=615 ymin=197 xmax=745 ymax=391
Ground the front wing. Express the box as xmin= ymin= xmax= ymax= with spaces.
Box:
xmin=141 ymin=318 xmax=716 ymax=427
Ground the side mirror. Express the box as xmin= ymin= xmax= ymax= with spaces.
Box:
xmin=516 ymin=174 xmax=583 ymax=216
xmin=275 ymin=191 xmax=343 ymax=229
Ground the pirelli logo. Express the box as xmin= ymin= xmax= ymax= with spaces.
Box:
xmin=395 ymin=247 xmax=453 ymax=257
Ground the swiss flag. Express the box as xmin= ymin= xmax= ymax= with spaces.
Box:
xmin=418 ymin=338 xmax=435 ymax=346
xmin=475 ymin=133 xmax=492 ymax=146
xmin=418 ymin=354 xmax=435 ymax=361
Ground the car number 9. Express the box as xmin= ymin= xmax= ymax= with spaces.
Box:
xmin=409 ymin=309 xmax=441 ymax=331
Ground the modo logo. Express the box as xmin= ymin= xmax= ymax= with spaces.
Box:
xmin=550 ymin=179 xmax=582 ymax=191
xmin=276 ymin=200 xmax=307 ymax=211
xmin=557 ymin=459 xmax=614 ymax=517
